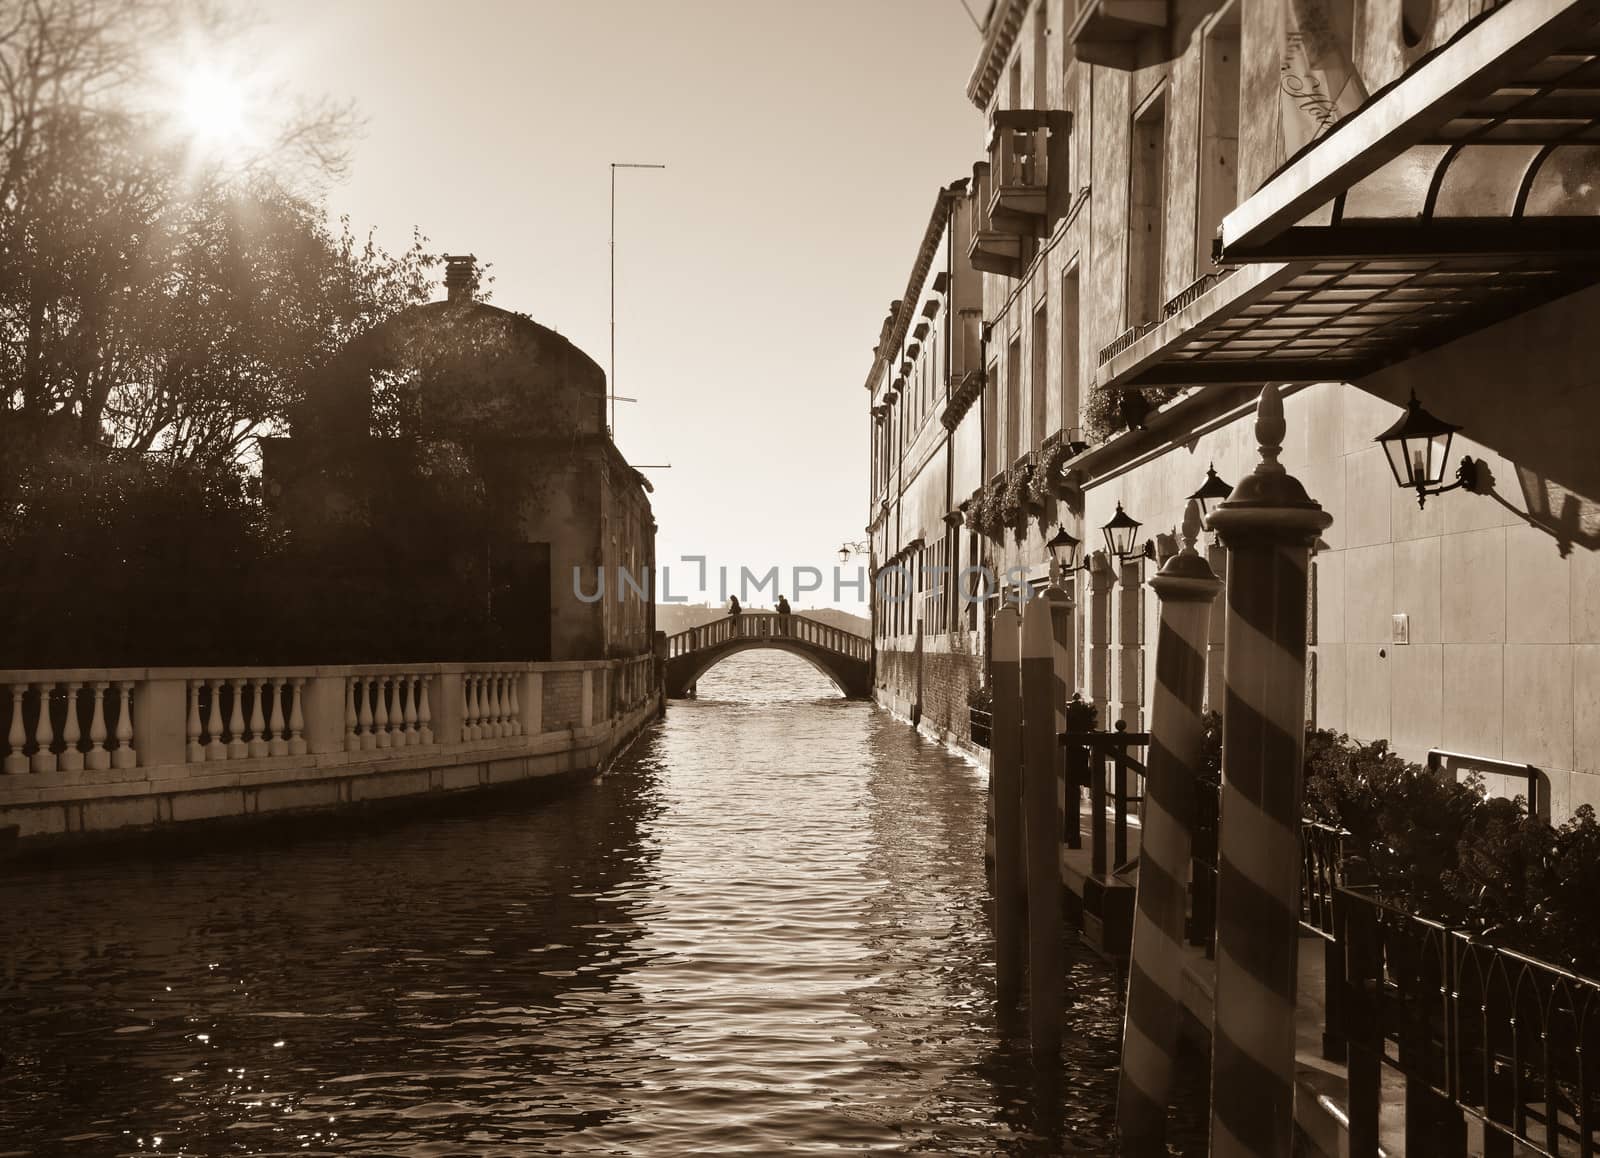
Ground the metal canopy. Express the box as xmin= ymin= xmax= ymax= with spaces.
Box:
xmin=1099 ymin=0 xmax=1600 ymax=389
xmin=1222 ymin=0 xmax=1600 ymax=257
xmin=1105 ymin=253 xmax=1600 ymax=387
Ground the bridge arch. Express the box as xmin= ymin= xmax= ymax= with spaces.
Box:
xmin=663 ymin=613 xmax=873 ymax=700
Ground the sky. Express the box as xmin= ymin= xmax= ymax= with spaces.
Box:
xmin=236 ymin=0 xmax=984 ymax=610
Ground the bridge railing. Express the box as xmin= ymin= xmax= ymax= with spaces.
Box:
xmin=0 ymin=656 xmax=660 ymax=777
xmin=665 ymin=613 xmax=870 ymax=661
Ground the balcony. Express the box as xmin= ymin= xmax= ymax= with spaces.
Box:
xmin=1069 ymin=0 xmax=1166 ymax=69
xmin=965 ymin=162 xmax=1022 ymax=278
xmin=986 ymin=109 xmax=1069 ymax=222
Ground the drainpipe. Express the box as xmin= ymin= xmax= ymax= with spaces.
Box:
xmin=979 ymin=319 xmax=993 ymax=684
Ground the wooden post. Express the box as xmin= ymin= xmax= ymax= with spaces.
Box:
xmin=1022 ymin=596 xmax=1062 ymax=1062
xmin=1341 ymin=884 xmax=1382 ymax=1158
xmin=1118 ymin=501 xmax=1222 ymax=1157
xmin=1206 ymin=384 xmax=1333 ymax=1158
xmin=991 ymin=604 xmax=1025 ymax=1014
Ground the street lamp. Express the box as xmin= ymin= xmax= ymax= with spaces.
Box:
xmin=1374 ymin=391 xmax=1480 ymax=509
xmin=1187 ymin=463 xmax=1234 ymax=526
xmin=1101 ymin=502 xmax=1150 ymax=562
xmin=838 ymin=540 xmax=868 ymax=564
xmin=1045 ymin=524 xmax=1081 ymax=576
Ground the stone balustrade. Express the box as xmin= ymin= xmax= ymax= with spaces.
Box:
xmin=0 ymin=658 xmax=658 ymax=778
xmin=0 ymin=657 xmax=664 ymax=850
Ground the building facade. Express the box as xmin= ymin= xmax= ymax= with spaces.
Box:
xmin=265 ymin=258 xmax=656 ymax=668
xmin=869 ymin=0 xmax=1600 ymax=819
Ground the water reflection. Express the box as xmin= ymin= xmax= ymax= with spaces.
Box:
xmin=0 ymin=652 xmax=1205 ymax=1155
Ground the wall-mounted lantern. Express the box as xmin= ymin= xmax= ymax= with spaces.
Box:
xmin=1101 ymin=502 xmax=1152 ymax=562
xmin=1045 ymin=524 xmax=1081 ymax=576
xmin=838 ymin=539 xmax=868 ymax=565
xmin=1187 ymin=463 xmax=1234 ymax=526
xmin=1375 ymin=391 xmax=1480 ymax=509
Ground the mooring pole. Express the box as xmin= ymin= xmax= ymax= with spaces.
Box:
xmin=1046 ymin=581 xmax=1074 ymax=866
xmin=991 ymin=604 xmax=1025 ymax=1014
xmin=1117 ymin=500 xmax=1222 ymax=1156
xmin=1022 ymin=595 xmax=1063 ymax=1062
xmin=1206 ymin=384 xmax=1332 ymax=1158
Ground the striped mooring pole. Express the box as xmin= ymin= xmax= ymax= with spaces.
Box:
xmin=1117 ymin=500 xmax=1222 ymax=1155
xmin=1205 ymin=383 xmax=1332 ymax=1157
xmin=1022 ymin=595 xmax=1063 ymax=1061
xmin=990 ymin=603 xmax=1026 ymax=1014
xmin=1046 ymin=581 xmax=1074 ymax=878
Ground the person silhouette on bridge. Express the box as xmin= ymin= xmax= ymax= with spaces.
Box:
xmin=776 ymin=595 xmax=792 ymax=636
xmin=727 ymin=596 xmax=742 ymax=638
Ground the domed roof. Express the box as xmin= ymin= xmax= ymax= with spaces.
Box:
xmin=297 ymin=298 xmax=606 ymax=441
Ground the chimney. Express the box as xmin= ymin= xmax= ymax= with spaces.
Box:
xmin=444 ymin=254 xmax=479 ymax=303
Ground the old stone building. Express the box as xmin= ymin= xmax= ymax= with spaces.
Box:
xmin=265 ymin=257 xmax=656 ymax=665
xmin=869 ymin=0 xmax=1600 ymax=819
xmin=866 ymin=183 xmax=989 ymax=734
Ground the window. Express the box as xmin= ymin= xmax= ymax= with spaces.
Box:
xmin=1031 ymin=302 xmax=1048 ymax=448
xmin=1061 ymin=268 xmax=1080 ymax=438
xmin=1196 ymin=6 xmax=1240 ymax=274
xmin=1005 ymin=335 xmax=1022 ymax=466
xmin=1128 ymin=90 xmax=1168 ymax=327
xmin=984 ymin=356 xmax=1000 ymax=474
xmin=1033 ymin=5 xmax=1048 ymax=108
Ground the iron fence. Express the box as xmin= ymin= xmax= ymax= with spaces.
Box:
xmin=1337 ymin=884 xmax=1600 ymax=1157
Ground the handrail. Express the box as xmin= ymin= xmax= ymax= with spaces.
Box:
xmin=663 ymin=613 xmax=872 ymax=662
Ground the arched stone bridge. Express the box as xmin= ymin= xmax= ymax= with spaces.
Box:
xmin=664 ymin=613 xmax=873 ymax=699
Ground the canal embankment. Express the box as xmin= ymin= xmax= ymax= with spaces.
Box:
xmin=0 ymin=657 xmax=659 ymax=856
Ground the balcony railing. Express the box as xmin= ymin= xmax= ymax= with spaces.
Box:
xmin=986 ymin=109 xmax=1068 ymax=222
xmin=966 ymin=162 xmax=1022 ymax=278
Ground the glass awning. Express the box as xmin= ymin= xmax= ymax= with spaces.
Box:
xmin=1099 ymin=0 xmax=1600 ymax=390
xmin=1100 ymin=253 xmax=1600 ymax=387
xmin=1223 ymin=0 xmax=1600 ymax=257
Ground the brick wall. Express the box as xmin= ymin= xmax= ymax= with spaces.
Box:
xmin=542 ymin=670 xmax=583 ymax=731
xmin=876 ymin=634 xmax=983 ymax=742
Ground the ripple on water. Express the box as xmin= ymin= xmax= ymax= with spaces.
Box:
xmin=0 ymin=651 xmax=1206 ymax=1155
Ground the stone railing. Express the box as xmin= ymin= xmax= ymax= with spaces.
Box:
xmin=0 ymin=657 xmax=659 ymax=777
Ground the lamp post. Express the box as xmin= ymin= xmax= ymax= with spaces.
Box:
xmin=1101 ymin=502 xmax=1152 ymax=562
xmin=1374 ymin=391 xmax=1480 ymax=508
xmin=1187 ymin=463 xmax=1234 ymax=527
xmin=610 ymin=161 xmax=667 ymax=440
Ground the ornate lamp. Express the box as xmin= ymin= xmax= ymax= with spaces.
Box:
xmin=1187 ymin=463 xmax=1234 ymax=525
xmin=837 ymin=539 xmax=868 ymax=564
xmin=1374 ymin=391 xmax=1480 ymax=509
xmin=1045 ymin=524 xmax=1081 ymax=580
xmin=1100 ymin=502 xmax=1149 ymax=561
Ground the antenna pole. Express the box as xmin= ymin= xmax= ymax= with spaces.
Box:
xmin=609 ymin=161 xmax=666 ymax=443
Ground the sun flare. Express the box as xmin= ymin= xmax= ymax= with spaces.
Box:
xmin=177 ymin=63 xmax=250 ymax=149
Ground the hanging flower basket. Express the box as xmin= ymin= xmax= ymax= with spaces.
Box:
xmin=1000 ymin=465 xmax=1032 ymax=533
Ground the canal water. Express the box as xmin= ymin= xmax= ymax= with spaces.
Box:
xmin=0 ymin=654 xmax=1207 ymax=1156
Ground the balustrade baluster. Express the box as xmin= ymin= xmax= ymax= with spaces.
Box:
xmin=506 ymin=675 xmax=522 ymax=736
xmin=416 ymin=674 xmax=435 ymax=745
xmin=111 ymin=682 xmax=135 ymax=769
xmin=484 ymin=674 xmax=499 ymax=737
xmin=30 ymin=682 xmax=57 ymax=773
xmin=186 ymin=681 xmax=204 ymax=762
xmin=5 ymin=684 xmax=27 ymax=774
xmin=287 ymin=678 xmax=307 ymax=756
xmin=373 ymin=677 xmax=391 ymax=748
xmin=358 ymin=676 xmax=375 ymax=750
xmin=59 ymin=682 xmax=83 ymax=771
xmin=248 ymin=679 xmax=270 ymax=758
xmin=268 ymin=679 xmax=288 ymax=756
xmin=401 ymin=676 xmax=418 ymax=744
xmin=203 ymin=679 xmax=225 ymax=760
xmin=496 ymin=674 xmax=509 ymax=737
xmin=345 ymin=676 xmax=360 ymax=752
xmin=462 ymin=675 xmax=478 ymax=741
xmin=86 ymin=682 xmax=110 ymax=770
xmin=227 ymin=678 xmax=248 ymax=758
